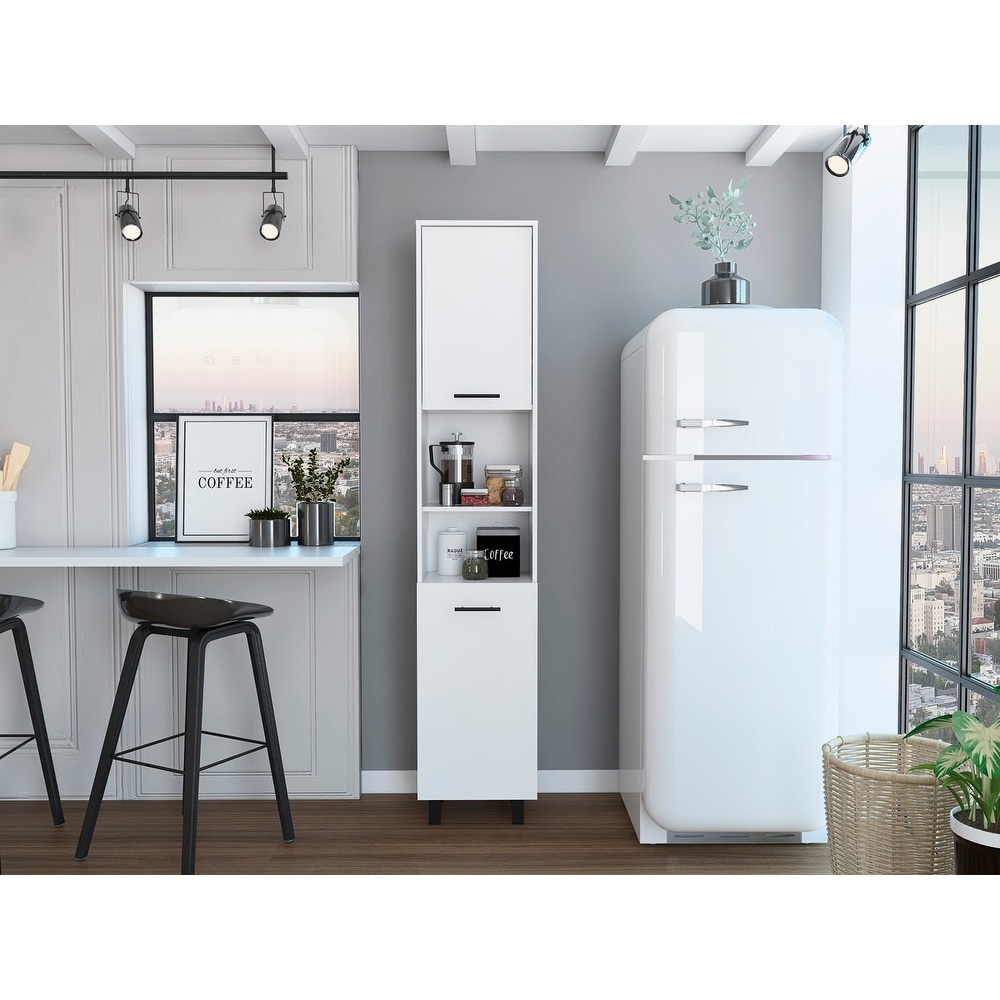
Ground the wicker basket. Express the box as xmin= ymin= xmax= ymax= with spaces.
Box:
xmin=822 ymin=733 xmax=955 ymax=875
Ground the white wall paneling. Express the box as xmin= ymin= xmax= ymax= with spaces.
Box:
xmin=129 ymin=145 xmax=358 ymax=286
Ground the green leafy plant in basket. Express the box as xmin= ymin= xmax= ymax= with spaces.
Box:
xmin=904 ymin=687 xmax=1000 ymax=832
xmin=281 ymin=448 xmax=351 ymax=503
xmin=669 ymin=176 xmax=756 ymax=262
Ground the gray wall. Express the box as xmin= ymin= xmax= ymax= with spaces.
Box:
xmin=358 ymin=151 xmax=823 ymax=772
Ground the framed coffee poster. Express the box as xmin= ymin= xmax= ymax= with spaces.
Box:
xmin=176 ymin=415 xmax=273 ymax=542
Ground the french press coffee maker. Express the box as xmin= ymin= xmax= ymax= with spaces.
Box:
xmin=428 ymin=432 xmax=475 ymax=505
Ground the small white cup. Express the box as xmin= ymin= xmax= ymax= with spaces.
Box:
xmin=0 ymin=491 xmax=16 ymax=549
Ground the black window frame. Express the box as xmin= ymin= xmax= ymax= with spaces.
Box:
xmin=901 ymin=124 xmax=1000 ymax=729
xmin=145 ymin=290 xmax=361 ymax=542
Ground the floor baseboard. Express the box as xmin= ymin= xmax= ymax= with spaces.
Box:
xmin=360 ymin=770 xmax=620 ymax=795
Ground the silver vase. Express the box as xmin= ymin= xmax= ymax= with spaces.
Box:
xmin=297 ymin=501 xmax=336 ymax=546
xmin=249 ymin=519 xmax=291 ymax=547
xmin=702 ymin=261 xmax=750 ymax=305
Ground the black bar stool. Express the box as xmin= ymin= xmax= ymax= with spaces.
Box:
xmin=75 ymin=590 xmax=295 ymax=875
xmin=0 ymin=594 xmax=64 ymax=827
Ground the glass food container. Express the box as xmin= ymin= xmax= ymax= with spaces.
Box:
xmin=461 ymin=550 xmax=489 ymax=581
xmin=485 ymin=464 xmax=521 ymax=506
xmin=501 ymin=474 xmax=524 ymax=506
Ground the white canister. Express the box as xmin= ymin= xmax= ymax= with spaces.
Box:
xmin=0 ymin=491 xmax=15 ymax=549
xmin=437 ymin=527 xmax=467 ymax=576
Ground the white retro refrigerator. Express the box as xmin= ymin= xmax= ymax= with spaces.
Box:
xmin=619 ymin=306 xmax=843 ymax=844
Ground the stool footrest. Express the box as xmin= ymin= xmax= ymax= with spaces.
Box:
xmin=0 ymin=734 xmax=37 ymax=762
xmin=113 ymin=730 xmax=269 ymax=776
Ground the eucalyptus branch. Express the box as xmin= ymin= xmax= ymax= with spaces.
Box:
xmin=669 ymin=176 xmax=756 ymax=262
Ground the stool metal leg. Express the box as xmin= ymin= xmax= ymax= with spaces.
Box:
xmin=75 ymin=624 xmax=152 ymax=861
xmin=9 ymin=618 xmax=64 ymax=827
xmin=180 ymin=632 xmax=208 ymax=875
xmin=245 ymin=624 xmax=294 ymax=843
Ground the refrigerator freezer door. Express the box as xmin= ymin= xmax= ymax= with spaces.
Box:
xmin=639 ymin=307 xmax=843 ymax=458
xmin=641 ymin=456 xmax=840 ymax=833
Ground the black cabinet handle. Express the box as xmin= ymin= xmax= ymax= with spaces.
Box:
xmin=453 ymin=393 xmax=501 ymax=399
xmin=454 ymin=606 xmax=502 ymax=612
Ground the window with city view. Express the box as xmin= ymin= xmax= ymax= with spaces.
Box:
xmin=903 ymin=126 xmax=1000 ymax=732
xmin=147 ymin=293 xmax=360 ymax=540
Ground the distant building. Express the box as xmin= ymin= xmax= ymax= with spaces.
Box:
xmin=321 ymin=430 xmax=338 ymax=452
xmin=926 ymin=503 xmax=960 ymax=551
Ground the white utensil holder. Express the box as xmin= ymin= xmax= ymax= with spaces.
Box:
xmin=0 ymin=492 xmax=16 ymax=549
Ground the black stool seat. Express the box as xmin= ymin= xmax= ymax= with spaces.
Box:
xmin=75 ymin=589 xmax=293 ymax=875
xmin=0 ymin=593 xmax=64 ymax=869
xmin=117 ymin=590 xmax=273 ymax=629
xmin=0 ymin=595 xmax=45 ymax=622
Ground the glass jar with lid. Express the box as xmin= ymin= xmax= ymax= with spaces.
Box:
xmin=461 ymin=550 xmax=489 ymax=580
xmin=485 ymin=464 xmax=521 ymax=506
xmin=501 ymin=474 xmax=524 ymax=506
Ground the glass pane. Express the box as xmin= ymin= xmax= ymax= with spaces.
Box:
xmin=914 ymin=125 xmax=969 ymax=292
xmin=274 ymin=420 xmax=360 ymax=538
xmin=910 ymin=289 xmax=966 ymax=474
xmin=907 ymin=483 xmax=963 ymax=658
xmin=153 ymin=420 xmax=177 ymax=539
xmin=969 ymin=688 xmax=1000 ymax=726
xmin=973 ymin=276 xmax=1000 ymax=474
xmin=979 ymin=126 xmax=1000 ymax=268
xmin=905 ymin=661 xmax=958 ymax=733
xmin=972 ymin=488 xmax=1000 ymax=678
xmin=151 ymin=296 xmax=360 ymax=413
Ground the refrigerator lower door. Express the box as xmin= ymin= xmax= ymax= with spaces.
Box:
xmin=641 ymin=457 xmax=840 ymax=833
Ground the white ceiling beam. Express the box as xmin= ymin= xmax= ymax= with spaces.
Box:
xmin=68 ymin=125 xmax=136 ymax=159
xmin=446 ymin=125 xmax=477 ymax=166
xmin=260 ymin=125 xmax=310 ymax=159
xmin=745 ymin=125 xmax=802 ymax=167
xmin=605 ymin=125 xmax=648 ymax=166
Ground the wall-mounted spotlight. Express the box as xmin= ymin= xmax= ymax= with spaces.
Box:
xmin=259 ymin=145 xmax=285 ymax=241
xmin=115 ymin=180 xmax=142 ymax=241
xmin=825 ymin=126 xmax=872 ymax=177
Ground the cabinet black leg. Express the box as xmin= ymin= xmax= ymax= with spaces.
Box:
xmin=428 ymin=800 xmax=442 ymax=825
xmin=511 ymin=800 xmax=524 ymax=824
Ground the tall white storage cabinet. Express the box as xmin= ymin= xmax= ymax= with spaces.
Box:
xmin=416 ymin=221 xmax=538 ymax=824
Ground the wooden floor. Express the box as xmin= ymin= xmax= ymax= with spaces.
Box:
xmin=0 ymin=793 xmax=832 ymax=875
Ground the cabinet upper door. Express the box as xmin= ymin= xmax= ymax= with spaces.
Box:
xmin=419 ymin=224 xmax=534 ymax=409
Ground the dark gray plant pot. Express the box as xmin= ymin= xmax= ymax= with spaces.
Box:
xmin=249 ymin=519 xmax=291 ymax=547
xmin=701 ymin=260 xmax=750 ymax=305
xmin=297 ymin=501 xmax=335 ymax=546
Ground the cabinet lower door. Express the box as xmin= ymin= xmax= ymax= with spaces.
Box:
xmin=417 ymin=583 xmax=537 ymax=801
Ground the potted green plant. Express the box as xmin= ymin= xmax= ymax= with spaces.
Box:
xmin=905 ymin=690 xmax=1000 ymax=874
xmin=281 ymin=448 xmax=351 ymax=546
xmin=669 ymin=177 xmax=756 ymax=305
xmin=244 ymin=506 xmax=292 ymax=547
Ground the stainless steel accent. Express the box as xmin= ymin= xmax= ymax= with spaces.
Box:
xmin=676 ymin=483 xmax=749 ymax=492
xmin=677 ymin=418 xmax=750 ymax=428
xmin=439 ymin=483 xmax=457 ymax=506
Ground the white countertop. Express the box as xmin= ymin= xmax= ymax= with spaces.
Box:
xmin=0 ymin=541 xmax=360 ymax=568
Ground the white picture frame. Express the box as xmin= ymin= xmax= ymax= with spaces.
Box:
xmin=175 ymin=415 xmax=273 ymax=542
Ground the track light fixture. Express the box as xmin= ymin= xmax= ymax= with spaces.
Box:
xmin=825 ymin=126 xmax=872 ymax=178
xmin=259 ymin=146 xmax=285 ymax=241
xmin=115 ymin=180 xmax=142 ymax=241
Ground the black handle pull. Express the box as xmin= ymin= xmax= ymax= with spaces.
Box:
xmin=453 ymin=393 xmax=501 ymax=399
xmin=454 ymin=606 xmax=502 ymax=612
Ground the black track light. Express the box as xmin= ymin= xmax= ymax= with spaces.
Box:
xmin=259 ymin=145 xmax=285 ymax=241
xmin=825 ymin=126 xmax=872 ymax=178
xmin=260 ymin=198 xmax=285 ymax=241
xmin=115 ymin=181 xmax=142 ymax=241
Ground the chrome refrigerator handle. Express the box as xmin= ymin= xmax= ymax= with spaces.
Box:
xmin=676 ymin=418 xmax=750 ymax=428
xmin=676 ymin=483 xmax=749 ymax=493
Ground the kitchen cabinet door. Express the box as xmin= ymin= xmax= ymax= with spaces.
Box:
xmin=416 ymin=582 xmax=537 ymax=802
xmin=419 ymin=224 xmax=534 ymax=409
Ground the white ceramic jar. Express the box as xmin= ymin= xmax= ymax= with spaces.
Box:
xmin=437 ymin=527 xmax=467 ymax=576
